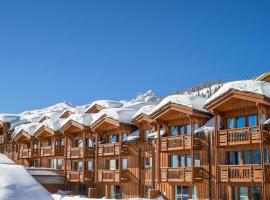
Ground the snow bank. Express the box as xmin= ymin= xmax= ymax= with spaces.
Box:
xmin=0 ymin=154 xmax=53 ymax=200
xmin=150 ymin=94 xmax=208 ymax=115
xmin=206 ymin=80 xmax=270 ymax=105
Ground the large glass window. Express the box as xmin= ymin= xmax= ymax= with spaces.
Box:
xmin=87 ymin=160 xmax=93 ymax=170
xmin=248 ymin=115 xmax=258 ymax=127
xmin=228 ymin=118 xmax=236 ymax=129
xmin=252 ymin=187 xmax=261 ymax=200
xmin=180 ymin=155 xmax=185 ymax=167
xmin=186 ymin=125 xmax=191 ymax=135
xmin=227 ymin=151 xmax=241 ymax=165
xmin=194 ymin=153 xmax=201 ymax=167
xmin=122 ymin=159 xmax=128 ymax=169
xmin=175 ymin=186 xmax=189 ymax=200
xmin=171 ymin=155 xmax=179 ymax=168
xmin=239 ymin=187 xmax=249 ymax=200
xmin=186 ymin=154 xmax=191 ymax=167
xmin=180 ymin=126 xmax=185 ymax=135
xmin=171 ymin=126 xmax=178 ymax=136
xmin=109 ymin=159 xmax=118 ymax=170
xmin=237 ymin=117 xmax=246 ymax=128
xmin=264 ymin=149 xmax=269 ymax=163
xmin=109 ymin=134 xmax=119 ymax=143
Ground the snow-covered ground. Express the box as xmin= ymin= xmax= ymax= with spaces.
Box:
xmin=0 ymin=154 xmax=53 ymax=200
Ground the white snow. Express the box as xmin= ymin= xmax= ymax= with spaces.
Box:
xmin=13 ymin=123 xmax=41 ymax=138
xmin=147 ymin=128 xmax=166 ymax=139
xmin=87 ymin=100 xmax=123 ymax=111
xmin=61 ymin=114 xmax=94 ymax=128
xmin=206 ymin=80 xmax=270 ymax=105
xmin=150 ymin=94 xmax=208 ymax=115
xmin=0 ymin=154 xmax=53 ymax=200
xmin=123 ymin=129 xmax=140 ymax=142
xmin=133 ymin=105 xmax=157 ymax=119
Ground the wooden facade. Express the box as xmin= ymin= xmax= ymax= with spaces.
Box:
xmin=1 ymin=78 xmax=270 ymax=199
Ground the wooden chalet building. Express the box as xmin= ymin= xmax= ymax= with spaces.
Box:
xmin=60 ymin=118 xmax=95 ymax=195
xmin=1 ymin=72 xmax=270 ymax=200
xmin=205 ymin=81 xmax=270 ymax=200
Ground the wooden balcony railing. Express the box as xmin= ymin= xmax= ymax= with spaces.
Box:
xmin=141 ymin=169 xmax=152 ymax=183
xmin=161 ymin=167 xmax=203 ymax=182
xmin=40 ymin=146 xmax=64 ymax=157
xmin=67 ymin=147 xmax=84 ymax=158
xmin=161 ymin=135 xmax=191 ymax=151
xmin=66 ymin=170 xmax=94 ymax=182
xmin=19 ymin=149 xmax=39 ymax=159
xmin=0 ymin=134 xmax=11 ymax=144
xmin=98 ymin=143 xmax=120 ymax=156
xmin=98 ymin=169 xmax=129 ymax=182
xmin=219 ymin=164 xmax=270 ymax=183
xmin=218 ymin=127 xmax=270 ymax=147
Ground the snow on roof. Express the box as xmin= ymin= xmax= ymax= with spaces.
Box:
xmin=92 ymin=108 xmax=138 ymax=125
xmin=87 ymin=100 xmax=123 ymax=111
xmin=132 ymin=105 xmax=157 ymax=119
xmin=123 ymin=129 xmax=140 ymax=142
xmin=41 ymin=118 xmax=65 ymax=132
xmin=12 ymin=123 xmax=41 ymax=139
xmin=148 ymin=128 xmax=166 ymax=139
xmin=150 ymin=94 xmax=208 ymax=115
xmin=206 ymin=80 xmax=270 ymax=105
xmin=61 ymin=114 xmax=94 ymax=129
xmin=27 ymin=168 xmax=60 ymax=176
xmin=0 ymin=154 xmax=53 ymax=200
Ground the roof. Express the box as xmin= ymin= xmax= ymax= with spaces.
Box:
xmin=205 ymin=80 xmax=270 ymax=106
xmin=150 ymin=94 xmax=208 ymax=116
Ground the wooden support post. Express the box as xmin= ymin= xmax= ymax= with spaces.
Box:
xmin=95 ymin=131 xmax=98 ymax=185
xmin=82 ymin=130 xmax=87 ymax=182
xmin=257 ymin=104 xmax=266 ymax=200
xmin=156 ymin=122 xmax=161 ymax=183
xmin=214 ymin=111 xmax=219 ymax=200
xmin=119 ymin=129 xmax=123 ymax=180
xmin=190 ymin=115 xmax=194 ymax=183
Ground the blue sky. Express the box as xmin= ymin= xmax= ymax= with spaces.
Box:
xmin=0 ymin=0 xmax=269 ymax=113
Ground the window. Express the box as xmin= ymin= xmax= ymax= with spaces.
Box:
xmin=175 ymin=186 xmax=189 ymax=200
xmin=144 ymin=186 xmax=152 ymax=198
xmin=122 ymin=158 xmax=128 ymax=169
xmin=171 ymin=126 xmax=178 ymax=136
xmin=237 ymin=117 xmax=245 ymax=128
xmin=194 ymin=153 xmax=201 ymax=167
xmin=87 ymin=160 xmax=93 ymax=170
xmin=74 ymin=161 xmax=83 ymax=171
xmin=180 ymin=126 xmax=185 ymax=135
xmin=252 ymin=187 xmax=261 ymax=200
xmin=109 ymin=159 xmax=118 ymax=170
xmin=145 ymin=157 xmax=152 ymax=169
xmin=145 ymin=130 xmax=151 ymax=140
xmin=227 ymin=151 xmax=241 ymax=165
xmin=248 ymin=115 xmax=258 ymax=127
xmin=186 ymin=125 xmax=191 ymax=135
xmin=228 ymin=118 xmax=236 ymax=129
xmin=109 ymin=135 xmax=119 ymax=143
xmin=87 ymin=139 xmax=93 ymax=147
xmin=239 ymin=187 xmax=249 ymax=200
xmin=171 ymin=155 xmax=178 ymax=168
xmin=192 ymin=186 xmax=197 ymax=199
xmin=264 ymin=149 xmax=269 ymax=163
xmin=194 ymin=123 xmax=199 ymax=131
xmin=180 ymin=155 xmax=185 ymax=167
xmin=186 ymin=154 xmax=191 ymax=167
xmin=122 ymin=133 xmax=127 ymax=140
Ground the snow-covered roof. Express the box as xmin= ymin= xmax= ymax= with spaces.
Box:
xmin=40 ymin=118 xmax=65 ymax=132
xmin=150 ymin=94 xmax=208 ymax=115
xmin=0 ymin=154 xmax=53 ymax=200
xmin=132 ymin=105 xmax=156 ymax=120
xmin=206 ymin=80 xmax=270 ymax=105
xmin=92 ymin=108 xmax=138 ymax=125
xmin=123 ymin=129 xmax=140 ymax=142
xmin=60 ymin=114 xmax=94 ymax=129
xmin=148 ymin=128 xmax=166 ymax=139
xmin=86 ymin=100 xmax=123 ymax=112
xmin=0 ymin=114 xmax=21 ymax=124
xmin=12 ymin=123 xmax=41 ymax=139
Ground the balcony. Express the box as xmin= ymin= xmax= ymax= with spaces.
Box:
xmin=218 ymin=127 xmax=270 ymax=147
xmin=0 ymin=134 xmax=10 ymax=143
xmin=98 ymin=143 xmax=120 ymax=156
xmin=66 ymin=170 xmax=94 ymax=182
xmin=141 ymin=169 xmax=153 ymax=184
xmin=160 ymin=167 xmax=203 ymax=182
xmin=66 ymin=147 xmax=94 ymax=159
xmin=40 ymin=146 xmax=64 ymax=157
xmin=219 ymin=164 xmax=270 ymax=183
xmin=97 ymin=169 xmax=129 ymax=183
xmin=161 ymin=135 xmax=191 ymax=151
xmin=19 ymin=149 xmax=39 ymax=159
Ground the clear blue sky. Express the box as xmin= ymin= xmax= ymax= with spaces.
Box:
xmin=0 ymin=0 xmax=269 ymax=113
